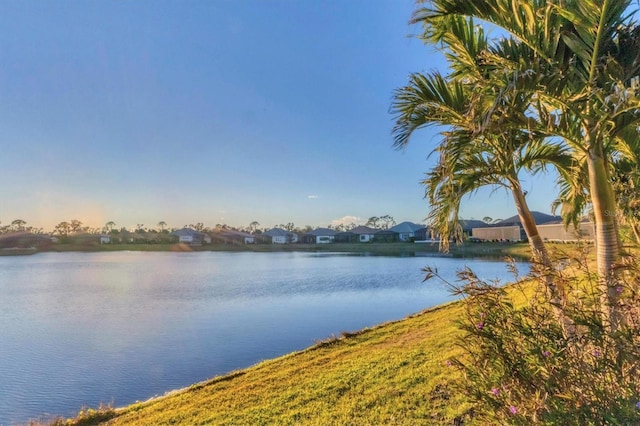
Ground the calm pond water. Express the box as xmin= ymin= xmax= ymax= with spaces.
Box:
xmin=0 ymin=251 xmax=527 ymax=424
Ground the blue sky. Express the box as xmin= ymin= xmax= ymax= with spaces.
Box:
xmin=0 ymin=0 xmax=558 ymax=231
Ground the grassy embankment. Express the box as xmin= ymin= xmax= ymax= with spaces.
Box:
xmin=40 ymin=240 xmax=533 ymax=259
xmin=47 ymin=242 xmax=535 ymax=425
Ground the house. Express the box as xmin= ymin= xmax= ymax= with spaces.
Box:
xmin=460 ymin=219 xmax=489 ymax=237
xmin=414 ymin=226 xmax=439 ymax=242
xmin=170 ymin=228 xmax=212 ymax=245
xmin=349 ymin=226 xmax=378 ymax=243
xmin=301 ymin=228 xmax=337 ymax=244
xmin=537 ymin=220 xmax=595 ymax=242
xmin=373 ymin=229 xmax=400 ymax=242
xmin=389 ymin=221 xmax=424 ymax=242
xmin=99 ymin=235 xmax=111 ymax=244
xmin=470 ymin=212 xmax=563 ymax=242
xmin=333 ymin=231 xmax=358 ymax=243
xmin=0 ymin=232 xmax=55 ymax=249
xmin=472 ymin=225 xmax=522 ymax=241
xmin=212 ymin=229 xmax=256 ymax=244
xmin=263 ymin=228 xmax=299 ymax=244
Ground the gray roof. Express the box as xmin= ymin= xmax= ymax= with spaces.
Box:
xmin=216 ymin=229 xmax=254 ymax=238
xmin=307 ymin=227 xmax=337 ymax=237
xmin=349 ymin=225 xmax=378 ymax=235
xmin=170 ymin=228 xmax=206 ymax=237
xmin=459 ymin=220 xmax=489 ymax=230
xmin=389 ymin=221 xmax=423 ymax=233
xmin=497 ymin=211 xmax=561 ymax=226
xmin=263 ymin=228 xmax=288 ymax=237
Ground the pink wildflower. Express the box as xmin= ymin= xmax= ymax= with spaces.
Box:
xmin=491 ymin=387 xmax=500 ymax=396
xmin=509 ymin=405 xmax=517 ymax=414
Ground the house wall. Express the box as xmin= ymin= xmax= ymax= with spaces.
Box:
xmin=179 ymin=235 xmax=194 ymax=243
xmin=272 ymin=236 xmax=286 ymax=244
xmin=472 ymin=226 xmax=522 ymax=241
xmin=359 ymin=234 xmax=373 ymax=242
xmin=316 ymin=236 xmax=334 ymax=244
xmin=537 ymin=222 xmax=595 ymax=241
xmin=398 ymin=232 xmax=414 ymax=242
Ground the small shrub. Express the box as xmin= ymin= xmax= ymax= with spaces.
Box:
xmin=428 ymin=249 xmax=640 ymax=424
xmin=48 ymin=404 xmax=116 ymax=426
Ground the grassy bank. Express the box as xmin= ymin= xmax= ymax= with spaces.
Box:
xmin=100 ymin=301 xmax=470 ymax=425
xmin=37 ymin=241 xmax=532 ymax=259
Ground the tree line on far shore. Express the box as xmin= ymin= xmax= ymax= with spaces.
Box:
xmin=0 ymin=215 xmax=398 ymax=238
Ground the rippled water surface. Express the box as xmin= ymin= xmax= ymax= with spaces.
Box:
xmin=0 ymin=251 xmax=527 ymax=424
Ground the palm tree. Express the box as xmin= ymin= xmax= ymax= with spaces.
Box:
xmin=392 ymin=11 xmax=577 ymax=334
xmin=157 ymin=221 xmax=167 ymax=233
xmin=104 ymin=221 xmax=116 ymax=233
xmin=409 ymin=0 xmax=640 ymax=332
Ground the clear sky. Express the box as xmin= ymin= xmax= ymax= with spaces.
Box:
xmin=0 ymin=0 xmax=559 ymax=232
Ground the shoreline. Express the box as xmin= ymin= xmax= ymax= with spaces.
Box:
xmin=1 ymin=241 xmax=533 ymax=260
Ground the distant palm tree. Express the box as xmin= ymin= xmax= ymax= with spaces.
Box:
xmin=104 ymin=221 xmax=116 ymax=233
xmin=11 ymin=219 xmax=26 ymax=231
xmin=157 ymin=221 xmax=167 ymax=233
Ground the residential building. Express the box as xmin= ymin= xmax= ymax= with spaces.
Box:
xmin=263 ymin=228 xmax=298 ymax=244
xmin=389 ymin=221 xmax=424 ymax=241
xmin=349 ymin=226 xmax=378 ymax=243
xmin=170 ymin=228 xmax=212 ymax=245
xmin=301 ymin=228 xmax=337 ymax=244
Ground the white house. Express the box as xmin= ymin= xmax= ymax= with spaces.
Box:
xmin=303 ymin=228 xmax=337 ymax=244
xmin=263 ymin=228 xmax=298 ymax=244
xmin=99 ymin=235 xmax=111 ymax=244
xmin=170 ymin=228 xmax=211 ymax=245
xmin=350 ymin=226 xmax=378 ymax=243
xmin=389 ymin=222 xmax=424 ymax=242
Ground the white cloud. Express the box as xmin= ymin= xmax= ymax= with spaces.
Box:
xmin=330 ymin=215 xmax=363 ymax=226
xmin=307 ymin=195 xmax=319 ymax=199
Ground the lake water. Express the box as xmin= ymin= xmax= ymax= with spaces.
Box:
xmin=0 ymin=251 xmax=527 ymax=424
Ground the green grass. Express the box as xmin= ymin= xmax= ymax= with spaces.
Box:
xmin=102 ymin=301 xmax=470 ymax=425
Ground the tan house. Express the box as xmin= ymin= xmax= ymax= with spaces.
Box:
xmin=537 ymin=221 xmax=595 ymax=242
xmin=472 ymin=225 xmax=522 ymax=241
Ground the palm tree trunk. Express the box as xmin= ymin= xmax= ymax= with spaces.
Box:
xmin=631 ymin=221 xmax=640 ymax=246
xmin=510 ymin=178 xmax=574 ymax=338
xmin=587 ymin=147 xmax=623 ymax=332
